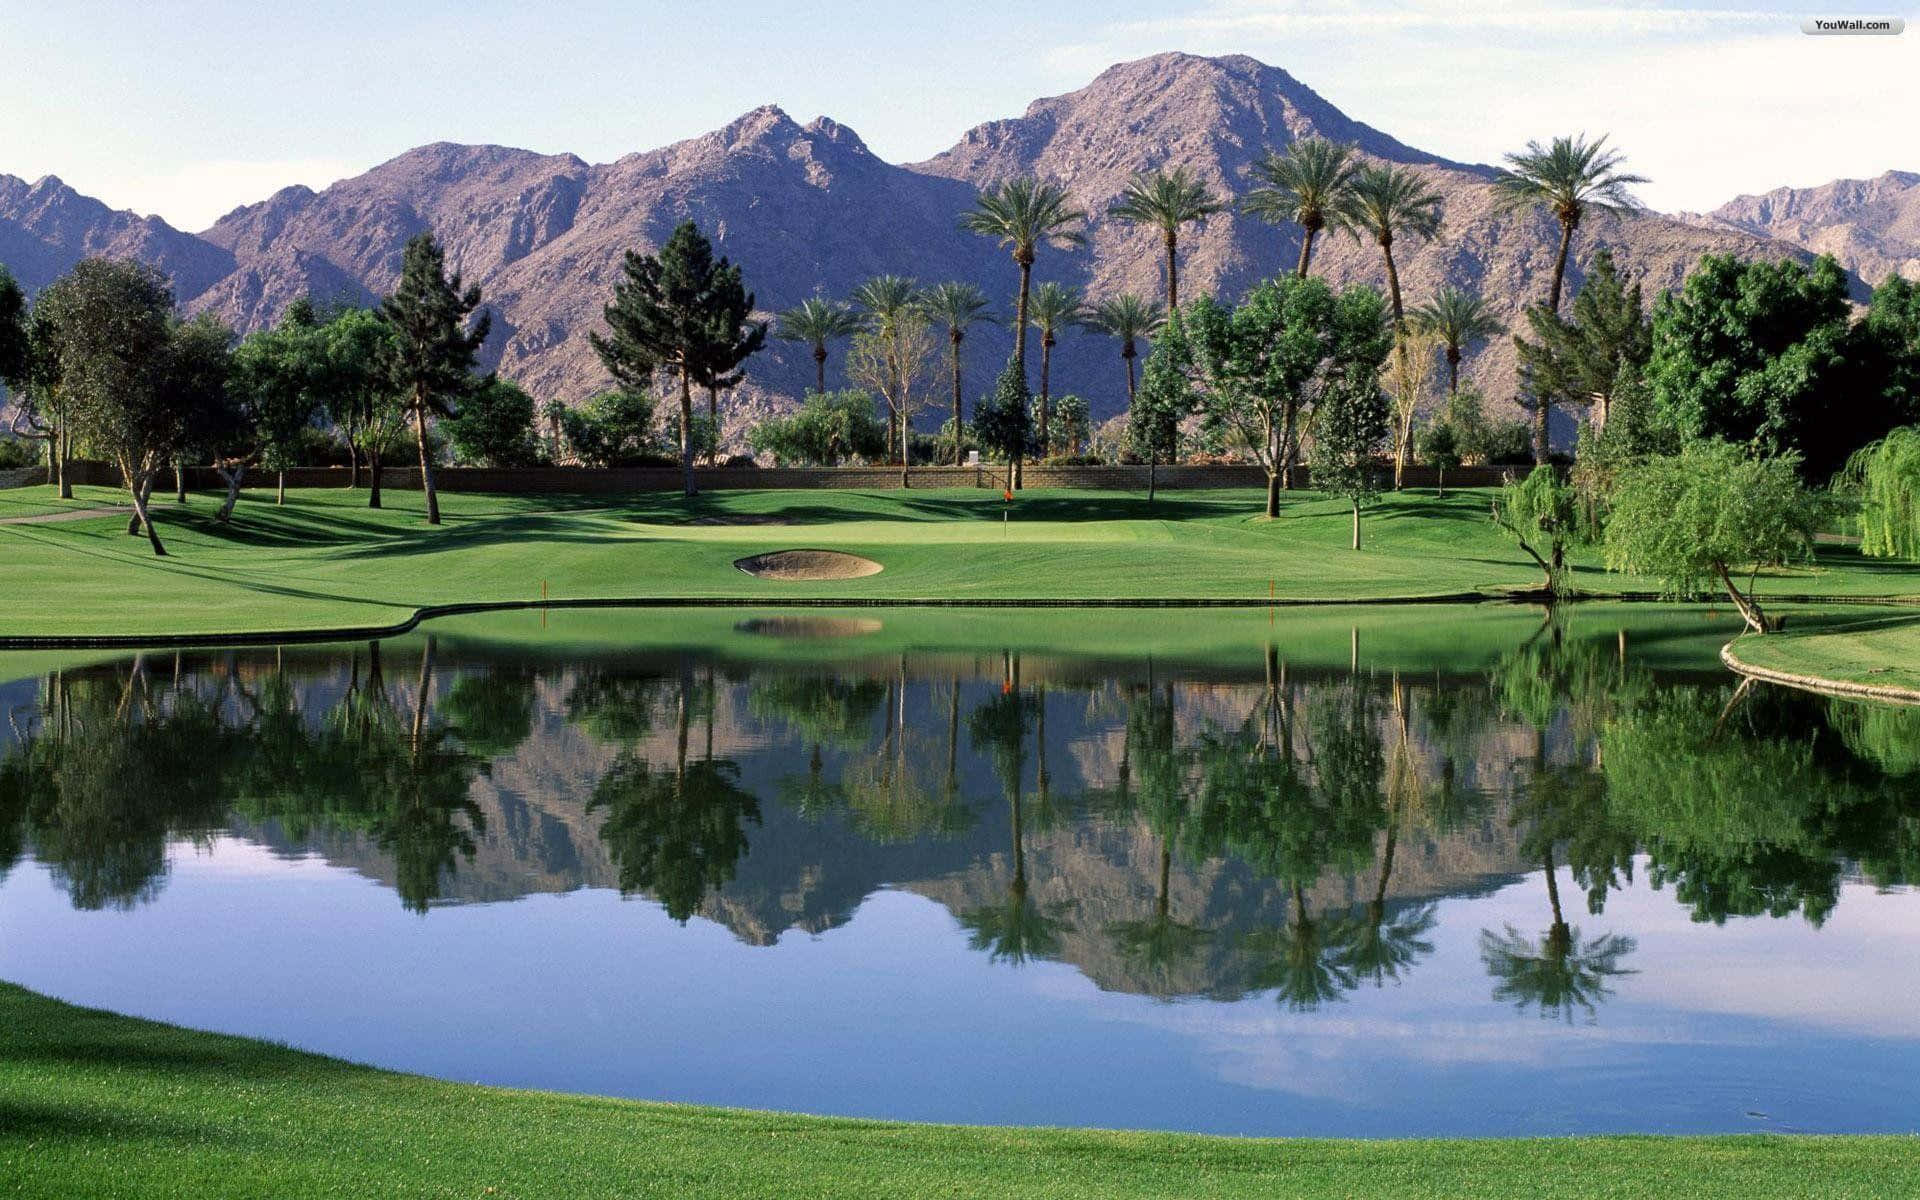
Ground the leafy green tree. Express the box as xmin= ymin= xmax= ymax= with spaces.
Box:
xmin=959 ymin=177 xmax=1087 ymax=374
xmin=1410 ymin=286 xmax=1504 ymax=395
xmin=1025 ymin=282 xmax=1081 ymax=456
xmin=380 ymin=233 xmax=490 ymax=525
xmin=12 ymin=307 xmax=76 ymax=497
xmin=1314 ymin=370 xmax=1391 ymax=550
xmin=1647 ymin=254 xmax=1860 ymax=480
xmin=1079 ymin=292 xmax=1164 ymax=403
xmin=1242 ymin=137 xmax=1361 ymax=277
xmin=1513 ymin=249 xmax=1649 ymax=442
xmin=973 ymin=357 xmax=1036 ymax=490
xmin=443 ymin=375 xmax=539 ymax=466
xmin=1128 ymin=311 xmax=1193 ymax=503
xmin=0 ymin=266 xmax=30 ymax=463
xmin=317 ymin=306 xmax=401 ymax=500
xmin=1341 ymin=164 xmax=1443 ymax=328
xmin=1187 ymin=276 xmax=1392 ymax=515
xmin=230 ymin=313 xmax=322 ymax=504
xmin=1604 ymin=440 xmax=1817 ymax=632
xmin=593 ymin=220 xmax=761 ymax=496
xmin=1107 ymin=165 xmax=1223 ymax=309
xmin=1492 ymin=465 xmax=1579 ymax=594
xmin=774 ymin=296 xmax=864 ymax=396
xmin=1418 ymin=420 xmax=1461 ymax=496
xmin=917 ymin=282 xmax=996 ymax=464
xmin=747 ymin=389 xmax=887 ymax=465
xmin=39 ymin=259 xmax=191 ymax=555
xmin=560 ymin=389 xmax=656 ymax=467
xmin=1839 ymin=426 xmax=1920 ymax=558
xmin=1047 ymin=393 xmax=1091 ymax=458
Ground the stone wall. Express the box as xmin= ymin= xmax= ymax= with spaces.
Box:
xmin=16 ymin=460 xmax=1519 ymax=494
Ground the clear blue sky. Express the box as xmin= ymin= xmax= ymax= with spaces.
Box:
xmin=1 ymin=1 xmax=1911 ymax=229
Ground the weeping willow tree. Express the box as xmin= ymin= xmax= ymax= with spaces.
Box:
xmin=1840 ymin=426 xmax=1920 ymax=558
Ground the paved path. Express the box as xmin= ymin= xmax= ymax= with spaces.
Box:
xmin=0 ymin=506 xmax=125 ymax=526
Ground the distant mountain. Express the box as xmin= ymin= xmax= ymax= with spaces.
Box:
xmin=0 ymin=51 xmax=1866 ymax=441
xmin=1686 ymin=169 xmax=1920 ymax=287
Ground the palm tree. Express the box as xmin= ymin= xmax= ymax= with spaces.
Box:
xmin=774 ymin=297 xmax=865 ymax=395
xmin=1242 ymin=137 xmax=1362 ymax=277
xmin=1078 ymin=293 xmax=1165 ymax=402
xmin=850 ymin=275 xmax=923 ymax=462
xmin=1343 ymin=164 xmax=1444 ymax=328
xmin=1491 ymin=134 xmax=1646 ymax=462
xmin=959 ymin=177 xmax=1087 ymax=376
xmin=1107 ymin=165 xmax=1223 ymax=310
xmin=917 ymin=282 xmax=997 ymax=464
xmin=1025 ymin=282 xmax=1081 ymax=457
xmin=1409 ymin=287 xmax=1505 ymax=394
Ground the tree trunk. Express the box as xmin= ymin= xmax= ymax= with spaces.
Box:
xmin=1535 ymin=218 xmax=1577 ymax=466
xmin=950 ymin=333 xmax=964 ymax=466
xmin=1296 ymin=224 xmax=1317 ymax=278
xmin=1716 ymin=562 xmax=1769 ymax=634
xmin=1447 ymin=347 xmax=1461 ymax=395
xmin=707 ymin=384 xmax=719 ymax=465
xmin=368 ymin=448 xmax=383 ymax=509
xmin=1013 ymin=256 xmax=1033 ymax=374
xmin=1164 ymin=228 xmax=1179 ymax=311
xmin=899 ymin=402 xmax=910 ymax=489
xmin=413 ymin=393 xmax=440 ymax=525
xmin=1280 ymin=402 xmax=1298 ymax=490
xmin=128 ymin=471 xmax=166 ymax=557
xmin=215 ymin=466 xmax=245 ymax=522
xmin=1147 ymin=450 xmax=1157 ymax=504
xmin=1123 ymin=348 xmax=1137 ymax=402
xmin=1351 ymin=498 xmax=1362 ymax=551
xmin=346 ymin=415 xmax=360 ymax=488
xmin=57 ymin=428 xmax=72 ymax=500
xmin=1437 ymin=465 xmax=1446 ymax=499
xmin=678 ymin=365 xmax=696 ymax=498
xmin=276 ymin=469 xmax=286 ymax=506
xmin=1266 ymin=471 xmax=1280 ymax=519
xmin=174 ymin=462 xmax=186 ymax=503
xmin=814 ymin=345 xmax=827 ymax=396
xmin=1038 ymin=333 xmax=1054 ymax=461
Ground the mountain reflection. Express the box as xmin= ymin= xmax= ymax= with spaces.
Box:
xmin=2 ymin=620 xmax=1917 ymax=1015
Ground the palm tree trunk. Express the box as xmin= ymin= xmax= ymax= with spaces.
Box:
xmin=1164 ymin=228 xmax=1179 ymax=311
xmin=413 ymin=393 xmax=440 ymax=525
xmin=1447 ymin=347 xmax=1461 ymax=395
xmin=678 ymin=364 xmax=696 ymax=498
xmin=1014 ymin=257 xmax=1033 ymax=373
xmin=1039 ymin=334 xmax=1054 ymax=461
xmin=1381 ymin=240 xmax=1405 ymax=326
xmin=1123 ymin=347 xmax=1137 ymax=402
xmin=1296 ymin=226 xmax=1317 ymax=278
xmin=814 ymin=344 xmax=827 ymax=396
xmin=950 ymin=333 xmax=964 ymax=466
xmin=1536 ymin=219 xmax=1578 ymax=466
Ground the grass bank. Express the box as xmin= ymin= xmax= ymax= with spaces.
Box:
xmin=3 ymin=983 xmax=1915 ymax=1200
xmin=1725 ymin=613 xmax=1920 ymax=703
xmin=1 ymin=484 xmax=1914 ymax=644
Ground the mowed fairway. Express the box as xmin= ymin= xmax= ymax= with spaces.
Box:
xmin=2 ymin=484 xmax=1916 ymax=641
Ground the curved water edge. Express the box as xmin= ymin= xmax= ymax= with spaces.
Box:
xmin=1722 ymin=639 xmax=1920 ymax=706
xmin=5 ymin=588 xmax=1919 ymax=652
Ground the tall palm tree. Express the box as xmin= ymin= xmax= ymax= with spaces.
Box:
xmin=1491 ymin=133 xmax=1646 ymax=461
xmin=1409 ymin=287 xmax=1505 ymax=394
xmin=850 ymin=275 xmax=923 ymax=463
xmin=1079 ymin=293 xmax=1165 ymax=402
xmin=1025 ymin=283 xmax=1081 ymax=457
xmin=1343 ymin=164 xmax=1444 ymax=328
xmin=959 ymin=177 xmax=1087 ymax=375
xmin=1242 ymin=137 xmax=1362 ymax=277
xmin=1106 ymin=165 xmax=1223 ymax=310
xmin=774 ymin=297 xmax=864 ymax=395
xmin=917 ymin=282 xmax=997 ymax=464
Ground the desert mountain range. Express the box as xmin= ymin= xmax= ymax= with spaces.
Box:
xmin=3 ymin=52 xmax=1912 ymax=431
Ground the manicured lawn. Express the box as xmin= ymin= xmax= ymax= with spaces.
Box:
xmin=1729 ymin=613 xmax=1920 ymax=699
xmin=3 ymin=983 xmax=1915 ymax=1200
xmin=0 ymin=483 xmax=1915 ymax=641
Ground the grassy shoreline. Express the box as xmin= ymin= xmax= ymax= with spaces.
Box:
xmin=1725 ymin=613 xmax=1920 ymax=703
xmin=3 ymin=982 xmax=1916 ymax=1199
xmin=1 ymin=484 xmax=1915 ymax=645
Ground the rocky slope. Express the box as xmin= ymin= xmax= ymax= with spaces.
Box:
xmin=0 ymin=52 xmax=1881 ymax=437
xmin=1686 ymin=169 xmax=1920 ymax=288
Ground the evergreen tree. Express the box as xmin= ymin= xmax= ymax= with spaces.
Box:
xmin=1515 ymin=249 xmax=1650 ymax=438
xmin=380 ymin=234 xmax=490 ymax=525
xmin=973 ymin=357 xmax=1036 ymax=490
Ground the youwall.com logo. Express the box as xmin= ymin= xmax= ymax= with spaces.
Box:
xmin=1801 ymin=15 xmax=1905 ymax=33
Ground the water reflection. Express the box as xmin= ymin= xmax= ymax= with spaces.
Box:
xmin=2 ymin=618 xmax=1917 ymax=1020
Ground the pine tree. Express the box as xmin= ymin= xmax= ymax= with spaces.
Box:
xmin=380 ymin=234 xmax=490 ymax=525
xmin=972 ymin=357 xmax=1036 ymax=490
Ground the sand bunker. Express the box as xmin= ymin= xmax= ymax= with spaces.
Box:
xmin=733 ymin=549 xmax=883 ymax=581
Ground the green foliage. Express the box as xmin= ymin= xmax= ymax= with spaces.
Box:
xmin=958 ymin=178 xmax=1088 ymax=260
xmin=1647 ymin=254 xmax=1855 ymax=471
xmin=1128 ymin=313 xmax=1192 ymax=469
xmin=1839 ymin=425 xmax=1920 ymax=558
xmin=1311 ymin=371 xmax=1391 ymax=507
xmin=380 ymin=234 xmax=489 ymax=419
xmin=561 ymin=389 xmax=658 ymax=468
xmin=1492 ymin=466 xmax=1578 ymax=593
xmin=1107 ymin=166 xmax=1223 ymax=237
xmin=1492 ymin=134 xmax=1646 ymax=223
xmin=972 ymin=358 xmax=1035 ymax=468
xmin=444 ymin=376 xmax=540 ymax=466
xmin=1515 ymin=249 xmax=1650 ymax=426
xmin=1418 ymin=421 xmax=1460 ymax=472
xmin=1409 ymin=286 xmax=1503 ymax=387
xmin=0 ymin=264 xmax=27 ymax=391
xmin=316 ymin=306 xmax=403 ymax=459
xmin=748 ymin=389 xmax=888 ymax=466
xmin=230 ymin=310 xmax=323 ymax=471
xmin=1241 ymin=137 xmax=1361 ymax=271
xmin=1604 ymin=440 xmax=1816 ymax=628
xmin=1046 ymin=393 xmax=1091 ymax=457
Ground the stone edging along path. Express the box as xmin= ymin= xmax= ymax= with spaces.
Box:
xmin=5 ymin=590 xmax=1920 ymax=653
xmin=1721 ymin=639 xmax=1920 ymax=707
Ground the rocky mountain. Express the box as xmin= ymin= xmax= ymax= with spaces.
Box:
xmin=1687 ymin=169 xmax=1920 ymax=288
xmin=0 ymin=52 xmax=1873 ymax=438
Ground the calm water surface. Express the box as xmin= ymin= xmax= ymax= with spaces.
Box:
xmin=2 ymin=606 xmax=1917 ymax=1137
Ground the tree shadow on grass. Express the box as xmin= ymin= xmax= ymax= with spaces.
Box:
xmin=0 ymin=1099 xmax=216 ymax=1144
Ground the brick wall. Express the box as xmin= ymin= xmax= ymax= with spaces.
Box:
xmin=12 ymin=459 xmax=1519 ymax=494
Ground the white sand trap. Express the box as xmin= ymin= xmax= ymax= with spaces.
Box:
xmin=734 ymin=549 xmax=883 ymax=581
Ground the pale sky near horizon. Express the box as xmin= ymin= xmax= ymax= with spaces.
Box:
xmin=1 ymin=0 xmax=1913 ymax=230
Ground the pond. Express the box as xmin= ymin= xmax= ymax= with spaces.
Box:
xmin=2 ymin=604 xmax=1917 ymax=1138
